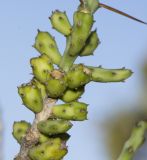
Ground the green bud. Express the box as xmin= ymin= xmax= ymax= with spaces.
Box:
xmin=12 ymin=121 xmax=31 ymax=144
xmin=52 ymin=101 xmax=88 ymax=121
xmin=30 ymin=55 xmax=54 ymax=83
xmin=61 ymin=87 xmax=84 ymax=102
xmin=68 ymin=10 xmax=93 ymax=56
xmin=33 ymin=30 xmax=62 ymax=65
xmin=89 ymin=66 xmax=133 ymax=82
xmin=50 ymin=10 xmax=72 ymax=36
xmin=31 ymin=79 xmax=47 ymax=99
xmin=38 ymin=119 xmax=72 ymax=136
xmin=29 ymin=138 xmax=68 ymax=160
xmin=67 ymin=64 xmax=91 ymax=89
xmin=80 ymin=30 xmax=100 ymax=56
xmin=18 ymin=83 xmax=43 ymax=113
xmin=46 ymin=70 xmax=67 ymax=98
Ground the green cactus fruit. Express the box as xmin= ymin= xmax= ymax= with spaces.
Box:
xmin=31 ymin=79 xmax=47 ymax=99
xmin=46 ymin=70 xmax=67 ymax=98
xmin=18 ymin=83 xmax=43 ymax=113
xmin=30 ymin=55 xmax=54 ymax=83
xmin=89 ymin=66 xmax=133 ymax=82
xmin=61 ymin=87 xmax=84 ymax=102
xmin=50 ymin=10 xmax=72 ymax=36
xmin=52 ymin=101 xmax=88 ymax=121
xmin=37 ymin=119 xmax=72 ymax=136
xmin=80 ymin=30 xmax=100 ymax=56
xmin=68 ymin=10 xmax=94 ymax=56
xmin=33 ymin=30 xmax=62 ymax=65
xmin=67 ymin=64 xmax=91 ymax=89
xmin=12 ymin=121 xmax=31 ymax=144
xmin=29 ymin=138 xmax=68 ymax=160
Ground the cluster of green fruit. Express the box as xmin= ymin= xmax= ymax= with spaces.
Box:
xmin=12 ymin=2 xmax=132 ymax=160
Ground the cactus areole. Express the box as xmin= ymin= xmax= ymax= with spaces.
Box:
xmin=13 ymin=0 xmax=147 ymax=160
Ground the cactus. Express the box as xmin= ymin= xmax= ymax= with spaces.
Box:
xmin=51 ymin=101 xmax=88 ymax=121
xmin=79 ymin=30 xmax=100 ymax=56
xmin=13 ymin=121 xmax=31 ymax=144
xmin=29 ymin=138 xmax=67 ymax=160
xmin=13 ymin=0 xmax=147 ymax=160
xmin=117 ymin=121 xmax=147 ymax=160
xmin=37 ymin=119 xmax=72 ymax=136
xmin=50 ymin=11 xmax=72 ymax=36
xmin=18 ymin=83 xmax=43 ymax=113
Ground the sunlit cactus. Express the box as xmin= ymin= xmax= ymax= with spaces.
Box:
xmin=13 ymin=0 xmax=146 ymax=160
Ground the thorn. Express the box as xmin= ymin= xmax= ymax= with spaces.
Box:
xmin=99 ymin=3 xmax=147 ymax=25
xmin=32 ymin=44 xmax=35 ymax=48
xmin=37 ymin=29 xmax=41 ymax=33
xmin=121 ymin=80 xmax=125 ymax=83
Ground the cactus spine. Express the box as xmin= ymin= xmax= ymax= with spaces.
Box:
xmin=14 ymin=0 xmax=146 ymax=160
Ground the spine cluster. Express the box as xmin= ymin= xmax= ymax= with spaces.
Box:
xmin=13 ymin=1 xmax=133 ymax=160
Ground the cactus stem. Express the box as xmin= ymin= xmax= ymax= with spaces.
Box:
xmin=15 ymin=98 xmax=57 ymax=160
xmin=117 ymin=121 xmax=147 ymax=160
xmin=59 ymin=37 xmax=77 ymax=72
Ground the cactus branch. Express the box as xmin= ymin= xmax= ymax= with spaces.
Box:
xmin=87 ymin=66 xmax=133 ymax=82
xmin=117 ymin=121 xmax=147 ymax=160
xmin=59 ymin=37 xmax=77 ymax=72
xmin=15 ymin=98 xmax=57 ymax=160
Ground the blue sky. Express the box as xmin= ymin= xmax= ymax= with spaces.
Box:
xmin=0 ymin=0 xmax=147 ymax=160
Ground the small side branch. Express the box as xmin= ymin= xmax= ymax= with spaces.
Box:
xmin=117 ymin=121 xmax=147 ymax=160
xmin=14 ymin=98 xmax=57 ymax=160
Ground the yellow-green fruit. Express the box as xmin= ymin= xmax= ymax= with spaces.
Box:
xmin=18 ymin=83 xmax=43 ymax=113
xmin=50 ymin=10 xmax=71 ymax=36
xmin=80 ymin=30 xmax=100 ymax=56
xmin=38 ymin=119 xmax=72 ymax=136
xmin=33 ymin=30 xmax=62 ymax=65
xmin=61 ymin=87 xmax=84 ymax=102
xmin=68 ymin=10 xmax=93 ymax=56
xmin=46 ymin=70 xmax=67 ymax=98
xmin=52 ymin=101 xmax=88 ymax=121
xmin=12 ymin=121 xmax=31 ymax=144
xmin=67 ymin=64 xmax=91 ymax=89
xmin=29 ymin=138 xmax=68 ymax=160
xmin=30 ymin=55 xmax=54 ymax=83
xmin=32 ymin=79 xmax=47 ymax=99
